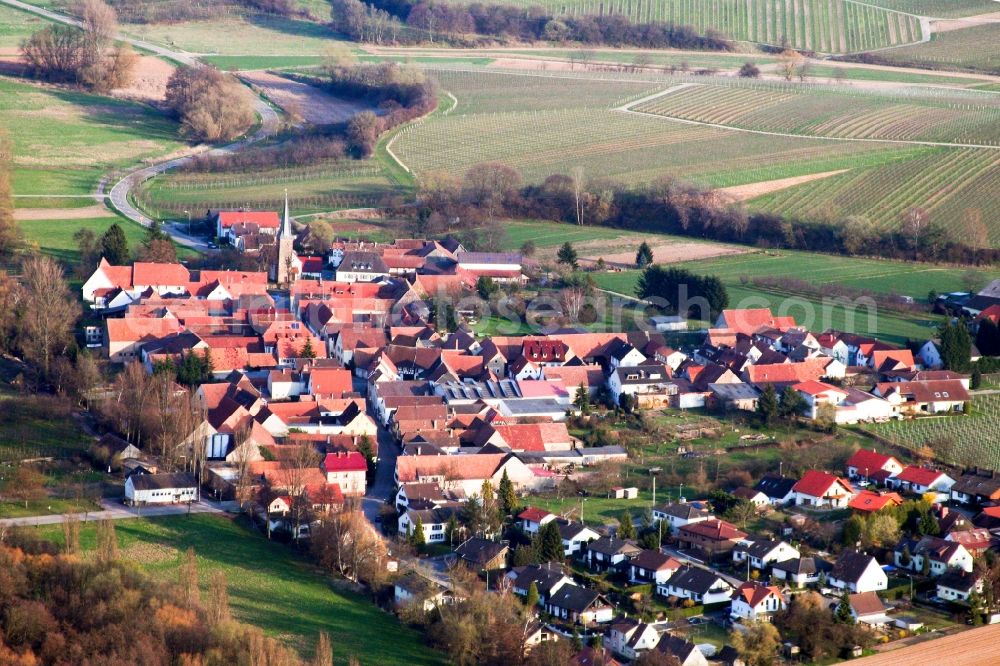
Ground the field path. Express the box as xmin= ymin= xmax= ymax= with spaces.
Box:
xmin=0 ymin=498 xmax=230 ymax=528
xmin=1 ymin=0 xmax=281 ymax=251
xmin=717 ymin=170 xmax=850 ymax=200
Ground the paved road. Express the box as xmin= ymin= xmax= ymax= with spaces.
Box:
xmin=361 ymin=424 xmax=400 ymax=526
xmin=1 ymin=0 xmax=282 ymax=249
xmin=0 ymin=498 xmax=233 ymax=528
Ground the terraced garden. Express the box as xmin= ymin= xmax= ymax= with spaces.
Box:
xmin=866 ymin=394 xmax=1000 ymax=468
xmin=443 ymin=0 xmax=923 ymax=52
xmin=631 ymin=82 xmax=1000 ymax=146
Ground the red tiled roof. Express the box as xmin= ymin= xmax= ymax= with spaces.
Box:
xmin=793 ymin=470 xmax=854 ymax=498
xmin=322 ymin=451 xmax=367 ymax=473
xmin=395 ymin=453 xmax=509 ymax=483
xmin=896 ymin=465 xmax=947 ymax=487
xmin=736 ymin=582 xmax=781 ymax=608
xmin=848 ymin=490 xmax=903 ymax=513
xmin=132 ymin=262 xmax=190 ymax=286
xmin=872 ymin=349 xmax=915 ymax=371
xmin=309 ymin=368 xmax=352 ymax=397
xmin=846 ymin=449 xmax=899 ymax=473
xmin=679 ymin=518 xmax=746 ymax=541
xmin=216 ymin=211 xmax=280 ymax=229
xmin=793 ymin=380 xmax=848 ymax=397
xmin=490 ymin=423 xmax=571 ymax=452
xmin=719 ymin=309 xmax=796 ymax=335
xmin=518 ymin=506 xmax=553 ymax=523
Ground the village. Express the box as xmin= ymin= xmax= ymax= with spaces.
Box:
xmin=58 ymin=199 xmax=1000 ymax=665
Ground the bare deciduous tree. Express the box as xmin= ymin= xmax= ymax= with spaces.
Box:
xmin=16 ymin=255 xmax=79 ymax=380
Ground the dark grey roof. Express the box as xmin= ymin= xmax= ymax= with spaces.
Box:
xmin=129 ymin=472 xmax=196 ymax=491
xmin=455 ymin=251 xmax=521 ymax=265
xmin=632 ymin=549 xmax=676 ymax=572
xmin=395 ymin=571 xmax=445 ymax=597
xmin=510 ymin=564 xmax=569 ymax=595
xmin=709 ymin=382 xmax=760 ymax=400
xmin=556 ymin=519 xmax=594 ymax=541
xmin=547 ymin=583 xmax=605 ymax=613
xmin=454 ymin=537 xmax=509 ymax=567
xmin=937 ymin=569 xmax=982 ymax=593
xmin=755 ymin=475 xmax=797 ymax=499
xmin=653 ymin=502 xmax=711 ymax=520
xmin=614 ymin=364 xmax=670 ymax=385
xmin=656 ymin=633 xmax=700 ymax=661
xmin=738 ymin=539 xmax=784 ymax=559
xmin=586 ymin=535 xmax=640 ymax=557
xmin=773 ymin=557 xmax=825 ymax=576
xmin=830 ymin=550 xmax=877 ymax=584
xmin=667 ymin=565 xmax=726 ymax=595
xmin=338 ymin=251 xmax=388 ymax=274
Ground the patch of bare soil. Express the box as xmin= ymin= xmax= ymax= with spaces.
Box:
xmin=931 ymin=11 xmax=1000 ymax=34
xmin=113 ymin=55 xmax=174 ymax=103
xmin=238 ymin=71 xmax=373 ymax=125
xmin=537 ymin=234 xmax=747 ymax=269
xmin=717 ymin=170 xmax=849 ymax=202
xmin=14 ymin=205 xmax=111 ymax=220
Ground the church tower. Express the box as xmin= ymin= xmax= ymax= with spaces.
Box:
xmin=274 ymin=189 xmax=295 ymax=285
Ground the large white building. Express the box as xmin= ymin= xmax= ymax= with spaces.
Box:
xmin=124 ymin=472 xmax=197 ymax=506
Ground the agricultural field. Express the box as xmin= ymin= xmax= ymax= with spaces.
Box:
xmin=631 ymin=81 xmax=1000 ymax=146
xmin=865 ymin=394 xmax=1000 ymax=468
xmin=40 ymin=515 xmax=444 ymax=665
xmin=15 ymin=214 xmax=188 ymax=263
xmin=442 ymin=0 xmax=924 ymax=52
xmin=750 ymin=146 xmax=1000 ymax=245
xmin=120 ymin=13 xmax=343 ymax=56
xmin=861 ymin=0 xmax=999 ymax=18
xmin=871 ymin=23 xmax=1000 ymax=75
xmin=0 ymin=76 xmax=183 ymax=203
xmin=588 ymin=241 xmax=998 ymax=342
xmin=136 ymin=161 xmax=400 ymax=218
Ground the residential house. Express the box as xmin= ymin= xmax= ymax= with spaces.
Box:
xmin=889 ymin=466 xmax=955 ymax=498
xmin=894 ymin=536 xmax=974 ymax=576
xmin=845 ymin=449 xmax=903 ymax=483
xmin=792 ymin=381 xmax=850 ymax=419
xmin=545 ymin=584 xmax=614 ymax=625
xmin=733 ymin=539 xmax=800 ymax=571
xmin=848 ymin=490 xmax=904 ymax=514
xmin=398 ymin=506 xmax=461 ymax=544
xmin=708 ymin=382 xmax=760 ymax=411
xmin=394 ymin=481 xmax=464 ymax=512
xmin=654 ymin=634 xmax=709 ymax=666
xmin=394 ymin=571 xmax=455 ymax=612
xmin=321 ymin=451 xmax=367 ymax=496
xmin=791 ymin=471 xmax=856 ymax=508
xmin=394 ymin=452 xmax=538 ymax=496
xmin=523 ymin=620 xmax=560 ymax=653
xmin=677 ymin=519 xmax=747 ymax=559
xmin=605 ymin=616 xmax=660 ymax=660
xmin=629 ymin=550 xmax=683 ymax=586
xmin=950 ymin=469 xmax=1000 ymax=506
xmin=946 ymin=528 xmax=994 ymax=558
xmin=730 ymin=582 xmax=785 ymax=623
xmin=335 ymin=251 xmax=389 ymax=283
xmin=657 ymin=565 xmax=735 ymax=605
xmin=873 ymin=379 xmax=970 ymax=415
xmin=607 ymin=364 xmax=674 ymax=407
xmin=731 ymin=487 xmax=770 ymax=509
xmin=849 ymin=592 xmax=890 ymax=628
xmin=518 ymin=506 xmax=557 ymax=534
xmin=936 ymin=569 xmax=984 ymax=603
xmin=652 ymin=502 xmax=714 ymax=535
xmin=506 ymin=564 xmax=573 ymax=605
xmin=754 ymin=475 xmax=797 ymax=506
xmin=557 ymin=521 xmax=601 ymax=558
xmin=125 ymin=472 xmax=197 ymax=506
xmin=771 ymin=557 xmax=825 ymax=588
xmin=828 ymin=550 xmax=887 ymax=594
xmin=454 ymin=537 xmax=509 ymax=572
xmin=584 ymin=536 xmax=641 ymax=573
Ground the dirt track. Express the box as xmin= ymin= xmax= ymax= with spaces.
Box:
xmin=14 ymin=205 xmax=112 ymax=220
xmin=843 ymin=624 xmax=1000 ymax=665
xmin=717 ymin=170 xmax=849 ymax=201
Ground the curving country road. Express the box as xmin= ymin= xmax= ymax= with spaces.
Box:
xmin=2 ymin=0 xmax=283 ymax=250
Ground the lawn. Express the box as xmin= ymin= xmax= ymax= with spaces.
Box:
xmin=0 ymin=76 xmax=183 ymax=199
xmin=17 ymin=214 xmax=196 ymax=263
xmin=40 ymin=514 xmax=445 ymax=665
xmin=0 ymin=3 xmax=51 ymax=47
xmin=203 ymin=54 xmax=329 ymax=71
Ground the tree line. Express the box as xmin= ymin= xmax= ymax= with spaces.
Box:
xmin=331 ymin=0 xmax=732 ymax=50
xmin=405 ymin=164 xmax=1000 ymax=265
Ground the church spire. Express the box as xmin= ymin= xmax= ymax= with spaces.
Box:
xmin=281 ymin=188 xmax=291 ymax=237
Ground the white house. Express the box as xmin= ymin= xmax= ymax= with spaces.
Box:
xmin=849 ymin=592 xmax=890 ymax=628
xmin=657 ymin=565 xmax=734 ymax=605
xmin=629 ymin=550 xmax=683 ymax=586
xmin=518 ymin=506 xmax=556 ymax=534
xmin=394 ymin=571 xmax=456 ymax=612
xmin=828 ymin=550 xmax=887 ymax=594
xmin=124 ymin=472 xmax=197 ymax=506
xmin=791 ymin=471 xmax=857 ymax=508
xmin=894 ymin=536 xmax=974 ymax=576
xmin=607 ymin=364 xmax=672 ymax=405
xmin=771 ymin=557 xmax=824 ymax=588
xmin=889 ymin=466 xmax=955 ymax=497
xmin=793 ymin=380 xmax=850 ymax=419
xmin=506 ymin=564 xmax=574 ymax=605
xmin=936 ymin=569 xmax=983 ymax=603
xmin=398 ymin=506 xmax=460 ymax=544
xmin=845 ymin=449 xmax=904 ymax=483
xmin=605 ymin=617 xmax=661 ymax=660
xmin=321 ymin=451 xmax=367 ymax=496
xmin=544 ymin=584 xmax=614 ymax=625
xmin=732 ymin=539 xmax=799 ymax=571
xmin=730 ymin=582 xmax=785 ymax=623
xmin=557 ymin=521 xmax=600 ymax=557
xmin=652 ymin=502 xmax=714 ymax=535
